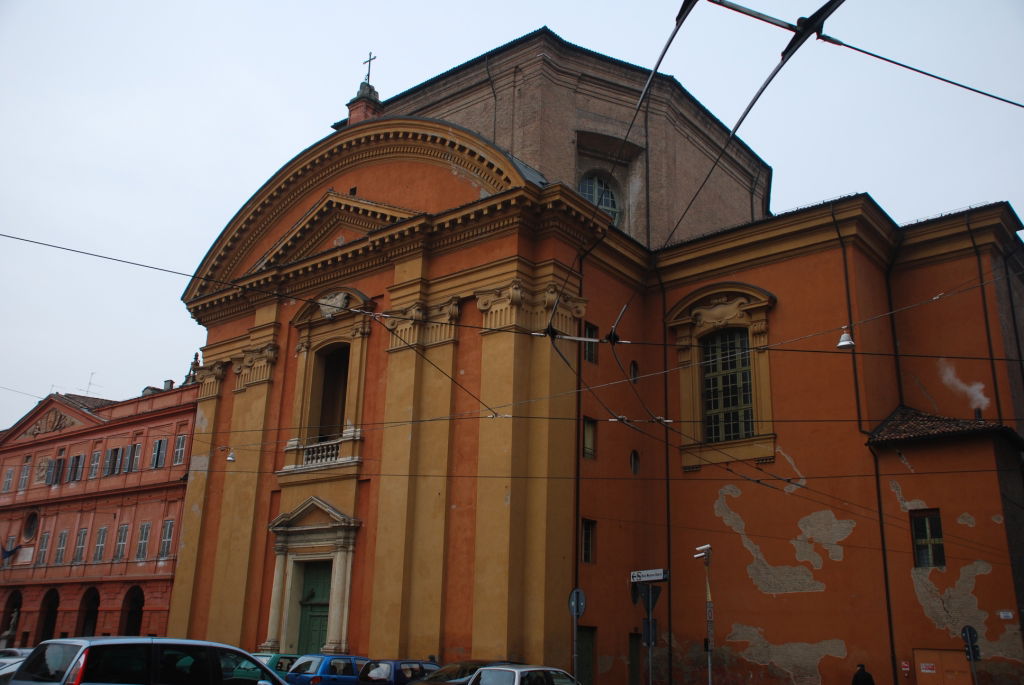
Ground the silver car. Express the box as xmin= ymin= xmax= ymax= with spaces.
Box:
xmin=9 ymin=636 xmax=284 ymax=685
xmin=465 ymin=666 xmax=577 ymax=685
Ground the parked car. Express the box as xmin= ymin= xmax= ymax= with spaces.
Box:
xmin=466 ymin=666 xmax=577 ymax=685
xmin=359 ymin=659 xmax=440 ymax=685
xmin=410 ymin=660 xmax=521 ymax=685
xmin=9 ymin=636 xmax=285 ymax=685
xmin=285 ymin=654 xmax=370 ymax=685
xmin=0 ymin=659 xmax=25 ymax=685
xmin=254 ymin=653 xmax=302 ymax=678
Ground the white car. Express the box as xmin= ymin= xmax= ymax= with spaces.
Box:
xmin=466 ymin=665 xmax=577 ymax=685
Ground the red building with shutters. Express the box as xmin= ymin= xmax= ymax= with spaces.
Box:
xmin=0 ymin=380 xmax=197 ymax=646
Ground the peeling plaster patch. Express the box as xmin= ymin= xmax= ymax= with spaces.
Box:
xmin=957 ymin=513 xmax=976 ymax=527
xmin=597 ymin=655 xmax=614 ymax=675
xmin=776 ymin=447 xmax=807 ymax=493
xmin=993 ymin=515 xmax=1004 ymax=525
xmin=896 ymin=449 xmax=915 ymax=473
xmin=715 ymin=486 xmax=824 ymax=593
xmin=727 ymin=623 xmax=846 ymax=685
xmin=791 ymin=511 xmax=856 ymax=569
xmin=889 ymin=480 xmax=927 ymax=511
xmin=912 ymin=562 xmax=1024 ymax=662
xmin=938 ymin=358 xmax=991 ymax=411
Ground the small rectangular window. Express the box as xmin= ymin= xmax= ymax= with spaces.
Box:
xmin=67 ymin=455 xmax=84 ymax=482
xmin=113 ymin=523 xmax=130 ymax=561
xmin=54 ymin=530 xmax=68 ymax=564
xmin=173 ymin=435 xmax=187 ymax=465
xmin=72 ymin=528 xmax=88 ymax=564
xmin=158 ymin=520 xmax=174 ymax=558
xmin=104 ymin=448 xmax=123 ymax=476
xmin=911 ymin=509 xmax=945 ymax=567
xmin=151 ymin=440 xmax=167 ymax=469
xmin=47 ymin=459 xmax=65 ymax=486
xmin=2 ymin=536 xmax=14 ymax=567
xmin=136 ymin=522 xmax=151 ymax=560
xmin=582 ymin=418 xmax=597 ymax=459
xmin=582 ymin=321 xmax=599 ymax=363
xmin=88 ymin=451 xmax=101 ymax=479
xmin=36 ymin=531 xmax=50 ymax=566
xmin=1 ymin=467 xmax=12 ymax=492
xmin=18 ymin=458 xmax=31 ymax=490
xmin=582 ymin=518 xmax=597 ymax=563
xmin=93 ymin=526 xmax=108 ymax=562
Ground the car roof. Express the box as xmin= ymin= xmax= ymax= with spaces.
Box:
xmin=478 ymin=666 xmax=568 ymax=673
xmin=31 ymin=636 xmax=252 ymax=649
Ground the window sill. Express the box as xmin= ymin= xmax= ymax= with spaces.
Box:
xmin=680 ymin=434 xmax=776 ymax=469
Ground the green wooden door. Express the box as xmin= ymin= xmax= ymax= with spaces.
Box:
xmin=298 ymin=561 xmax=332 ymax=654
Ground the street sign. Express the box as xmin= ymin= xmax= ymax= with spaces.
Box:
xmin=568 ymin=587 xmax=586 ymax=617
xmin=630 ymin=568 xmax=669 ymax=582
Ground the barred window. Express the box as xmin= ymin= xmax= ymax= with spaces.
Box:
xmin=701 ymin=328 xmax=754 ymax=443
xmin=911 ymin=509 xmax=945 ymax=568
xmin=581 ymin=519 xmax=597 ymax=563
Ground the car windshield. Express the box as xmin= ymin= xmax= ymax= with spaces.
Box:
xmin=15 ymin=642 xmax=80 ymax=682
xmin=476 ymin=670 xmax=515 ymax=685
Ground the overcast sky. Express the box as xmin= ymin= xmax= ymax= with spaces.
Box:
xmin=1 ymin=0 xmax=1021 ymax=429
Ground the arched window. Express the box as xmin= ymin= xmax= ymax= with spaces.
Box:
xmin=667 ymin=283 xmax=776 ymax=468
xmin=578 ymin=173 xmax=620 ymax=225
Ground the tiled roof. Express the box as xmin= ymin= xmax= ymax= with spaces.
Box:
xmin=868 ymin=405 xmax=1022 ymax=447
xmin=59 ymin=393 xmax=118 ymax=413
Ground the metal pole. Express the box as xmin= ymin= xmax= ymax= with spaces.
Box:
xmin=647 ymin=589 xmax=654 ymax=685
xmin=694 ymin=545 xmax=713 ymax=685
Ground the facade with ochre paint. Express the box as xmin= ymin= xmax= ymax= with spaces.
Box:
xmin=168 ymin=29 xmax=1024 ymax=685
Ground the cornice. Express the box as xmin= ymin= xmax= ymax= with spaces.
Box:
xmin=894 ymin=203 xmax=1023 ymax=268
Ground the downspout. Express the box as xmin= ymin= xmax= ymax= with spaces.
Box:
xmin=1002 ymin=247 xmax=1024 ymax=431
xmin=884 ymin=219 xmax=907 ymax=405
xmin=964 ymin=213 xmax=1004 ymax=420
xmin=831 ymin=204 xmax=898 ymax=685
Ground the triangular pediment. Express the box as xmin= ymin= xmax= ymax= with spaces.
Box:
xmin=1 ymin=394 xmax=110 ymax=447
xmin=268 ymin=496 xmax=360 ymax=534
xmin=249 ymin=191 xmax=417 ymax=274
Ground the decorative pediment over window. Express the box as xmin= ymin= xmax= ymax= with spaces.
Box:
xmin=292 ymin=288 xmax=376 ymax=329
xmin=268 ymin=496 xmax=361 ymax=536
xmin=250 ymin=192 xmax=417 ymax=274
xmin=667 ymin=282 xmax=776 ymax=355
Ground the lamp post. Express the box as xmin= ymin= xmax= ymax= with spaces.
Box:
xmin=694 ymin=544 xmax=713 ymax=685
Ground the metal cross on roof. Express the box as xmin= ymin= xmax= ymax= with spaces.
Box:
xmin=363 ymin=51 xmax=376 ymax=83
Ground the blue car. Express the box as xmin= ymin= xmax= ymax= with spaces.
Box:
xmin=286 ymin=654 xmax=370 ymax=685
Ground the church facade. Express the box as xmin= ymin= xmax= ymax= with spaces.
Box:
xmin=168 ymin=29 xmax=1024 ymax=685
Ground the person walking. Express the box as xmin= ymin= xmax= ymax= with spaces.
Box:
xmin=852 ymin=664 xmax=875 ymax=685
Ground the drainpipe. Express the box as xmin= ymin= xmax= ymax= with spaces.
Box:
xmin=832 ymin=204 xmax=898 ymax=684
xmin=964 ymin=213 xmax=1004 ymax=420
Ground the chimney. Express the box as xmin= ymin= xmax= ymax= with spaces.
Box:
xmin=164 ymin=379 xmax=175 ymax=391
xmin=345 ymin=81 xmax=382 ymax=125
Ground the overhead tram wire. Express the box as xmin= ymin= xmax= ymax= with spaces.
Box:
xmin=708 ymin=0 xmax=1024 ymax=110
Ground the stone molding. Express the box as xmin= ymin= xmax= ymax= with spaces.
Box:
xmin=232 ymin=343 xmax=279 ymax=391
xmin=384 ymin=296 xmax=461 ymax=351
xmin=475 ymin=280 xmax=586 ymax=334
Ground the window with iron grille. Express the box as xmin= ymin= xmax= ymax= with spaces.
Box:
xmin=36 ymin=531 xmax=50 ymax=566
xmin=582 ymin=519 xmax=597 ymax=563
xmin=54 ymin=530 xmax=68 ymax=564
xmin=113 ymin=523 xmax=129 ymax=561
xmin=173 ymin=435 xmax=187 ymax=465
xmin=158 ymin=520 xmax=175 ymax=558
xmin=72 ymin=528 xmax=88 ymax=564
xmin=136 ymin=522 xmax=151 ymax=560
xmin=701 ymin=328 xmax=754 ymax=443
xmin=93 ymin=526 xmax=108 ymax=562
xmin=911 ymin=509 xmax=945 ymax=567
